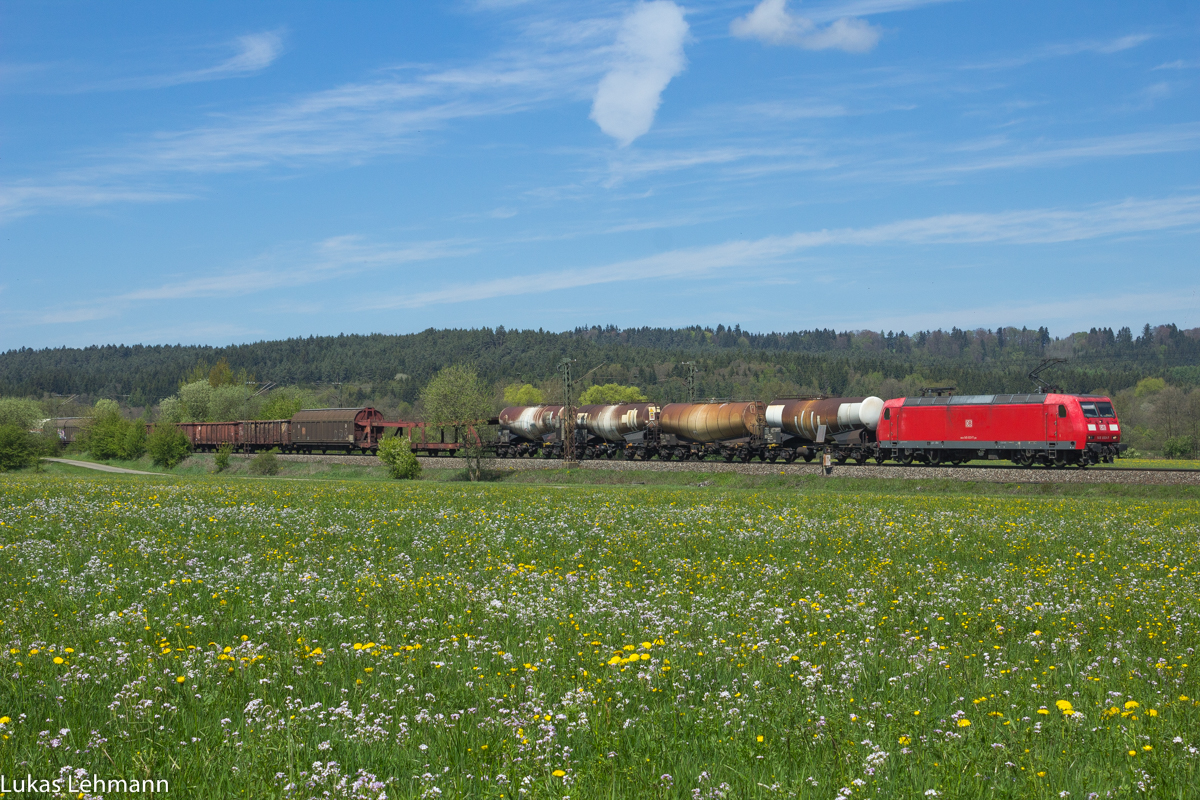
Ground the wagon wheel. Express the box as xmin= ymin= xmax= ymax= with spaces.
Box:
xmin=875 ymin=454 xmax=886 ymax=465
xmin=768 ymin=453 xmax=779 ymax=463
xmin=856 ymin=455 xmax=868 ymax=466
xmin=739 ymin=452 xmax=752 ymax=463
xmin=660 ymin=450 xmax=673 ymax=461
xmin=803 ymin=453 xmax=814 ymax=463
xmin=899 ymin=453 xmax=913 ymax=465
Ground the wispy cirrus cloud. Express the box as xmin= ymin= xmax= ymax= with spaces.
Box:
xmin=963 ymin=33 xmax=1152 ymax=70
xmin=589 ymin=122 xmax=1200 ymax=188
xmin=369 ymin=194 xmax=1200 ymax=310
xmin=905 ymin=123 xmax=1200 ymax=177
xmin=25 ymin=235 xmax=473 ymax=327
xmin=102 ymin=31 xmax=285 ymax=90
xmin=2 ymin=15 xmax=620 ymax=221
xmin=801 ymin=0 xmax=962 ymax=21
xmin=2 ymin=31 xmax=285 ymax=94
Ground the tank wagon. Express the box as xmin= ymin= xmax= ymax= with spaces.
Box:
xmin=496 ymin=405 xmax=564 ymax=458
xmin=495 ymin=397 xmax=884 ymax=462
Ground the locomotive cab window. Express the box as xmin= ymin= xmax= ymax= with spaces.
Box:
xmin=1080 ymin=402 xmax=1099 ymax=418
xmin=1057 ymin=405 xmax=1067 ymax=418
xmin=883 ymin=408 xmax=891 ymax=420
xmin=1097 ymin=402 xmax=1115 ymax=417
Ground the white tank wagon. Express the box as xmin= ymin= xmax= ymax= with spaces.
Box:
xmin=496 ymin=405 xmax=565 ymax=457
xmin=765 ymin=396 xmax=884 ymax=440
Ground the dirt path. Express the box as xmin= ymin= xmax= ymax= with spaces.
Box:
xmin=44 ymin=458 xmax=157 ymax=475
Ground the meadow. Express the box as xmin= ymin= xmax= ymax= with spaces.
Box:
xmin=0 ymin=475 xmax=1197 ymax=799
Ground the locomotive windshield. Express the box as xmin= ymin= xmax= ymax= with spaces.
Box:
xmin=1081 ymin=401 xmax=1116 ymax=418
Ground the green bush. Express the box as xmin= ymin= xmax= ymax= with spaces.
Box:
xmin=1163 ymin=435 xmax=1196 ymax=460
xmin=378 ymin=435 xmax=421 ymax=479
xmin=577 ymin=383 xmax=648 ymax=404
xmin=0 ymin=397 xmax=44 ymax=430
xmin=248 ymin=449 xmax=281 ymax=476
xmin=502 ymin=383 xmax=545 ymax=406
xmin=147 ymin=425 xmax=191 ymax=469
xmin=259 ymin=391 xmax=306 ymax=421
xmin=122 ymin=422 xmax=148 ymax=459
xmin=0 ymin=424 xmax=38 ymax=471
xmin=214 ymin=442 xmax=234 ymax=473
xmin=81 ymin=401 xmax=131 ymax=460
xmin=178 ymin=381 xmax=214 ymax=422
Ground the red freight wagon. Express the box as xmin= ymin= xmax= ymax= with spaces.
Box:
xmin=290 ymin=408 xmax=384 ymax=453
xmin=242 ymin=419 xmax=291 ymax=451
xmin=177 ymin=421 xmax=243 ymax=452
xmin=876 ymin=393 xmax=1123 ymax=467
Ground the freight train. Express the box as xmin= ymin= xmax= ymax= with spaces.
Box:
xmin=51 ymin=392 xmax=1124 ymax=468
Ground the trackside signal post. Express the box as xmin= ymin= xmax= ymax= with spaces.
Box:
xmin=558 ymin=358 xmax=577 ymax=465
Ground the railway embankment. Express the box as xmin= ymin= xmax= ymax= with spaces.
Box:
xmin=272 ymin=453 xmax=1200 ymax=485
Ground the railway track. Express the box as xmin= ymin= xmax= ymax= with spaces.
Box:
xmin=270 ymin=453 xmax=1200 ymax=485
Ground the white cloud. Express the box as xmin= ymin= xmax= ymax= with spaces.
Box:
xmin=590 ymin=1 xmax=689 ymax=146
xmin=731 ymin=0 xmax=880 ymax=53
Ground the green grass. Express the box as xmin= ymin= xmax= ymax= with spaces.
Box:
xmin=2 ymin=475 xmax=1198 ymax=798
xmin=34 ymin=455 xmax=1200 ymax=501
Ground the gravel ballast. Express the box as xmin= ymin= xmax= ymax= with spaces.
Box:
xmin=272 ymin=453 xmax=1200 ymax=486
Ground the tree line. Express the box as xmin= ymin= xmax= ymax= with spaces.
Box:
xmin=1 ymin=323 xmax=1198 ymax=463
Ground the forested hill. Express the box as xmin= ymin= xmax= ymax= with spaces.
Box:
xmin=2 ymin=323 xmax=1198 ymax=405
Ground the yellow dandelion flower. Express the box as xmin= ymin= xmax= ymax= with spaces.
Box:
xmin=0 ymin=717 xmax=10 ymax=725
xmin=552 ymin=770 xmax=566 ymax=777
xmin=1125 ymin=701 xmax=1139 ymax=710
xmin=1055 ymin=700 xmax=1073 ymax=714
xmin=898 ymin=736 xmax=911 ymax=745
xmin=1128 ymin=750 xmax=1137 ymax=757
xmin=957 ymin=719 xmax=971 ymax=728
xmin=757 ymin=735 xmax=764 ymax=742
xmin=176 ymin=676 xmax=186 ymax=684
xmin=53 ymin=657 xmax=64 ymax=665
xmin=1143 ymin=745 xmax=1152 ymax=751
xmin=1037 ymin=709 xmax=1050 ymax=715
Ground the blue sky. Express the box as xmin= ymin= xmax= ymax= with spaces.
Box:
xmin=2 ymin=0 xmax=1198 ymax=350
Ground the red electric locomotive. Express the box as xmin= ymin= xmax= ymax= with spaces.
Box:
xmin=875 ymin=393 xmax=1123 ymax=467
